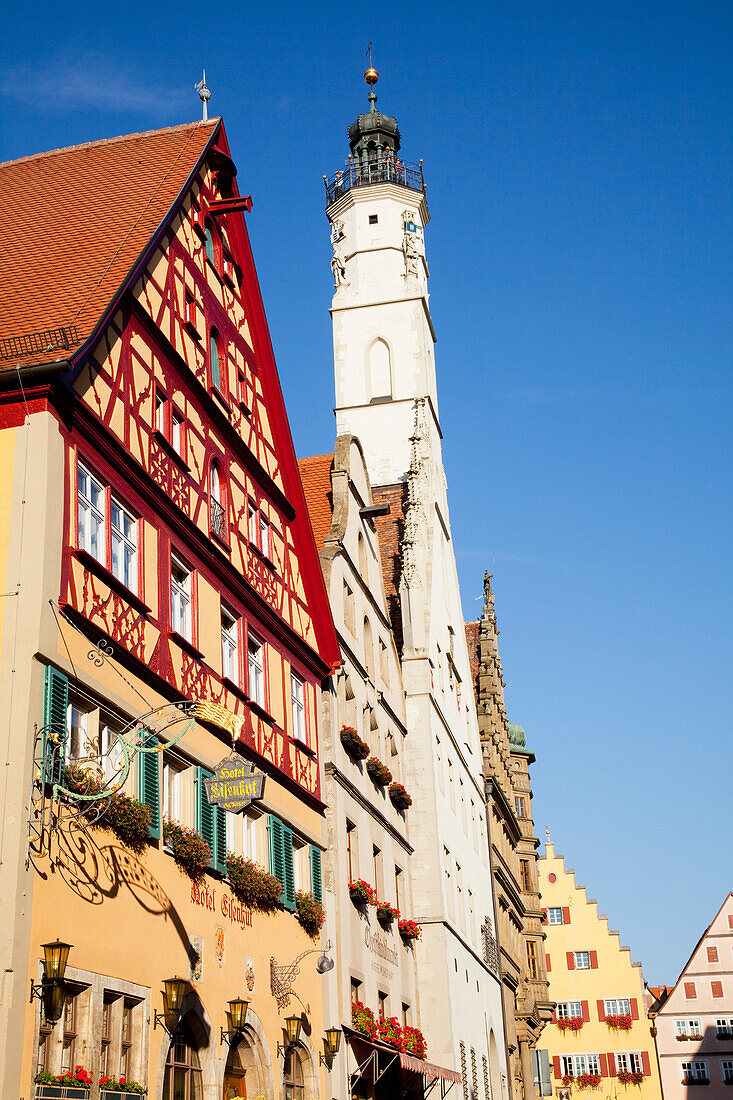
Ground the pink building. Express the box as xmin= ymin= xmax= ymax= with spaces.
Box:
xmin=652 ymin=894 xmax=733 ymax=1100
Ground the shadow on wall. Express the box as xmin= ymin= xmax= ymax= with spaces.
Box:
xmin=51 ymin=819 xmax=192 ymax=954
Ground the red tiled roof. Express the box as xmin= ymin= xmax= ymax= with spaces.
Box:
xmin=465 ymin=620 xmax=480 ymax=707
xmin=372 ymin=483 xmax=407 ymax=654
xmin=0 ymin=119 xmax=218 ymax=368
xmin=297 ymin=454 xmax=334 ymax=551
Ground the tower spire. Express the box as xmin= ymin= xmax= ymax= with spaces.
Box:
xmin=194 ymin=70 xmax=211 ymax=121
xmin=364 ymin=43 xmax=379 ymax=112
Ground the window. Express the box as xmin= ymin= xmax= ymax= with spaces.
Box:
xmin=557 ymin=1002 xmax=583 ymax=1020
xmin=120 ymin=1000 xmax=134 ymax=1078
xmin=60 ymin=994 xmax=78 ymax=1074
xmin=283 ymin=1048 xmax=305 ymax=1100
xmin=716 ymin=1019 xmax=733 ymax=1039
xmin=707 ymin=946 xmax=719 ymax=963
xmin=185 ymin=290 xmax=197 ymax=329
xmin=378 ymin=990 xmax=388 ymax=1020
xmin=605 ymin=999 xmax=631 ymax=1017
xmin=547 ymin=907 xmax=564 ymax=925
xmin=402 ymin=1002 xmax=411 ymax=1026
xmin=395 ymin=866 xmax=403 ymax=911
xmin=78 ymin=464 xmax=140 ymax=595
xmin=520 ymin=860 xmax=531 ymax=892
xmin=162 ymin=1024 xmax=202 ymax=1100
xmin=66 ymin=702 xmax=91 ymax=762
xmin=247 ymin=499 xmax=272 ymax=559
xmin=343 ymin=580 xmax=355 ymax=633
xmin=526 ymin=939 xmax=540 ymax=979
xmin=616 ymin=1053 xmax=643 ymax=1074
xmin=248 ymin=634 xmax=265 ymax=707
xmin=561 ymin=1055 xmax=601 ymax=1078
xmin=684 ymin=982 xmax=697 ymax=999
xmin=221 ymin=608 xmax=239 ymax=683
xmin=712 ymin=981 xmax=724 ymax=998
xmin=259 ymin=513 xmax=270 ymax=559
xmin=373 ymin=845 xmax=382 ymax=896
xmin=681 ymin=1061 xmax=709 ymax=1083
xmin=369 ymin=214 xmax=378 ymax=225
xmin=170 ymin=555 xmax=192 ymax=640
xmin=237 ymin=371 xmax=250 ymax=414
xmin=171 ymin=408 xmax=184 ymax=455
xmin=210 ymin=464 xmax=226 ymax=540
xmin=248 ymin=501 xmax=258 ymax=544
xmin=351 ymin=977 xmax=362 ymax=1003
xmin=676 ymin=1019 xmax=702 ymax=1039
xmin=204 ymin=221 xmax=217 ymax=267
xmin=379 ymin=638 xmax=389 ymax=684
xmin=722 ymin=1061 xmax=733 ymax=1085
xmin=37 ymin=1017 xmax=51 ymax=1075
xmin=574 ymin=951 xmax=591 ymax=970
xmin=346 ymin=820 xmax=356 ymax=881
xmin=163 ymin=757 xmax=185 ymax=822
xmin=515 ymin=796 xmax=526 ymax=818
xmin=98 ymin=720 xmax=123 ymax=783
xmin=291 ymin=673 xmax=306 ymax=742
xmin=210 ymin=328 xmax=222 ymax=391
xmin=155 ymin=390 xmax=166 ymax=433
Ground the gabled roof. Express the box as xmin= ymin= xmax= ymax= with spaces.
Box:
xmin=0 ymin=119 xmax=218 ymax=368
xmin=657 ymin=892 xmax=733 ymax=1011
xmin=297 ymin=454 xmax=335 ymax=551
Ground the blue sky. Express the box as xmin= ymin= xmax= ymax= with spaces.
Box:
xmin=3 ymin=2 xmax=731 ymax=984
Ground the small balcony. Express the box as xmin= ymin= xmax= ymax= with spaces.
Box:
xmin=324 ymin=160 xmax=425 ymax=207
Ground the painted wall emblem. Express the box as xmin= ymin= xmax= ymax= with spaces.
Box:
xmin=215 ymin=926 xmax=225 ymax=965
xmin=245 ymin=956 xmax=255 ymax=992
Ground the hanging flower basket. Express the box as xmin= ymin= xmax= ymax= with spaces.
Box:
xmin=163 ymin=820 xmax=211 ymax=881
xmin=376 ymin=901 xmax=399 ymax=926
xmin=557 ymin=1018 xmax=583 ymax=1031
xmin=349 ymin=878 xmax=377 ymax=906
xmin=575 ymin=1075 xmax=601 ymax=1090
xmin=340 ymin=726 xmax=370 ymax=760
xmin=404 ymin=1025 xmax=428 ymax=1058
xmin=398 ymin=918 xmax=422 ymax=942
xmin=226 ymin=855 xmax=282 ymax=912
xmin=352 ymin=1000 xmax=378 ymax=1040
xmin=389 ymin=782 xmax=412 ymax=810
xmin=606 ymin=1014 xmax=633 ymax=1030
xmin=295 ymin=890 xmax=325 ymax=938
xmin=366 ymin=757 xmax=392 ymax=786
xmin=617 ymin=1072 xmax=645 ymax=1086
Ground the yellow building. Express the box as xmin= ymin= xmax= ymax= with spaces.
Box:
xmin=538 ymin=843 xmax=661 ymax=1100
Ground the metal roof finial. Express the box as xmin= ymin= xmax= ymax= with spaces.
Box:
xmin=195 ymin=70 xmax=211 ymax=121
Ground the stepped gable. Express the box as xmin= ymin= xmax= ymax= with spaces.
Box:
xmin=297 ymin=453 xmax=335 ymax=551
xmin=0 ymin=120 xmax=219 ymax=367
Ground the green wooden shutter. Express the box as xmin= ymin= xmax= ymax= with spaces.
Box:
xmin=42 ymin=666 xmax=68 ymax=786
xmin=215 ymin=805 xmax=228 ymax=875
xmin=282 ymin=823 xmax=295 ymax=911
xmin=310 ymin=845 xmax=322 ymax=902
xmin=137 ymin=735 xmax=160 ymax=839
xmin=195 ymin=766 xmax=216 ymax=868
xmin=268 ymin=814 xmax=295 ymax=911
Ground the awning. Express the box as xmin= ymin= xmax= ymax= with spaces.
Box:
xmin=399 ymin=1053 xmax=463 ymax=1084
xmin=343 ymin=1025 xmax=461 ymax=1095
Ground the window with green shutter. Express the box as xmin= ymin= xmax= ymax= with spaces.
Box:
xmin=42 ymin=666 xmax=68 ymax=786
xmin=310 ymin=845 xmax=322 ymax=902
xmin=137 ymin=734 xmax=161 ymax=839
xmin=195 ymin=766 xmax=227 ymax=875
xmin=268 ymin=814 xmax=296 ymax=911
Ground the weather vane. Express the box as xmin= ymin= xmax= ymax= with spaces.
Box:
xmin=195 ymin=70 xmax=211 ymax=121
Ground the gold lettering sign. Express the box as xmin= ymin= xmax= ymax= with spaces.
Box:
xmin=203 ymin=752 xmax=266 ymax=813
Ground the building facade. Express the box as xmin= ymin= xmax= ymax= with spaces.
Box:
xmin=651 ymin=893 xmax=733 ymax=1100
xmin=299 ymin=436 xmax=435 ymax=1097
xmin=538 ymin=844 xmax=661 ymax=1100
xmin=467 ymin=572 xmax=553 ymax=1100
xmin=0 ymin=120 xmax=340 ymax=1100
xmin=323 ymin=71 xmax=509 ymax=1097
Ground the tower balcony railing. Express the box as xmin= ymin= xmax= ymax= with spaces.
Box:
xmin=324 ymin=160 xmax=425 ymax=206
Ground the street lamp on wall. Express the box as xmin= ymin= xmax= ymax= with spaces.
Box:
xmin=153 ymin=977 xmax=191 ymax=1035
xmin=220 ymin=997 xmax=250 ymax=1044
xmin=29 ymin=940 xmax=74 ymax=1024
xmin=319 ymin=1026 xmax=342 ymax=1070
xmin=277 ymin=1014 xmax=304 ymax=1058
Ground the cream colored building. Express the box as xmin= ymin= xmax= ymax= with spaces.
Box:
xmin=538 ymin=844 xmax=661 ymax=1100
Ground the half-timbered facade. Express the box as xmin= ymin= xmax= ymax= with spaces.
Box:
xmin=0 ymin=120 xmax=339 ymax=1100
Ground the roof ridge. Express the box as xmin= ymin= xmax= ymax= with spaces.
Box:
xmin=0 ymin=118 xmax=220 ymax=170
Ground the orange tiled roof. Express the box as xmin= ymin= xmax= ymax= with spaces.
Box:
xmin=0 ymin=119 xmax=218 ymax=368
xmin=297 ymin=454 xmax=334 ymax=551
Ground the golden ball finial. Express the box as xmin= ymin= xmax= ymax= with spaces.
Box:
xmin=364 ymin=67 xmax=379 ymax=86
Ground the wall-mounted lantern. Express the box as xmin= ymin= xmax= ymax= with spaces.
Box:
xmin=29 ymin=940 xmax=74 ymax=1024
xmin=153 ymin=976 xmax=190 ymax=1035
xmin=220 ymin=997 xmax=250 ymax=1044
xmin=319 ymin=1026 xmax=342 ymax=1070
xmin=277 ymin=1014 xmax=303 ymax=1058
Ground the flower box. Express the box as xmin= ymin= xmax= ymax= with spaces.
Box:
xmin=36 ymin=1089 xmax=90 ymax=1099
xmin=348 ymin=878 xmax=376 ymax=906
xmin=340 ymin=726 xmax=370 ymax=760
xmin=404 ymin=1025 xmax=427 ymax=1059
xmin=557 ymin=1017 xmax=583 ymax=1031
xmin=682 ymin=1080 xmax=710 ymax=1087
xmin=606 ymin=1014 xmax=633 ymax=1030
xmin=366 ymin=757 xmax=392 ymax=786
xmin=352 ymin=1000 xmax=377 ymax=1041
xmin=388 ymin=782 xmax=412 ymax=810
xmin=376 ymin=901 xmax=399 ymax=926
xmin=565 ymin=1074 xmax=600 ymax=1090
xmin=163 ymin=820 xmax=211 ymax=880
xmin=295 ymin=890 xmax=325 ymax=937
xmin=226 ymin=855 xmax=281 ymax=912
xmin=398 ymin=918 xmax=422 ymax=942
xmin=617 ymin=1072 xmax=645 ymax=1086
xmin=378 ymin=1016 xmax=405 ymax=1049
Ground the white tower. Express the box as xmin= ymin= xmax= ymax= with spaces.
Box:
xmin=325 ymin=70 xmax=438 ymax=487
xmin=324 ymin=69 xmax=510 ymax=1094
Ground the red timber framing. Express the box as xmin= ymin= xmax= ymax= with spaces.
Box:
xmin=1 ymin=119 xmax=339 ymax=802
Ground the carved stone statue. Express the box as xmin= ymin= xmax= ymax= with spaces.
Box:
xmin=403 ymin=231 xmax=420 ymax=278
xmin=331 ymin=245 xmax=348 ymax=288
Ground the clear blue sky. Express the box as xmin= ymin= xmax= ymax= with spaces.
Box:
xmin=3 ymin=2 xmax=731 ymax=985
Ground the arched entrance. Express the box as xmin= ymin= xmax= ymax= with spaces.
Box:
xmin=223 ymin=1043 xmax=247 ymax=1099
xmin=223 ymin=1024 xmax=272 ymax=1100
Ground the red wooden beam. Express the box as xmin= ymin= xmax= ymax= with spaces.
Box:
xmin=208 ymin=196 xmax=253 ymax=215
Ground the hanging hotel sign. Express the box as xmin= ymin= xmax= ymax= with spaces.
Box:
xmin=204 ymin=753 xmax=265 ymax=813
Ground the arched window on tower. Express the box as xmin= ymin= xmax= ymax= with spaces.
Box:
xmin=363 ymin=616 xmax=374 ymax=680
xmin=368 ymin=338 xmax=392 ymax=402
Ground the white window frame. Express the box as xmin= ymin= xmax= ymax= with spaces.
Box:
xmin=676 ymin=1019 xmax=702 ymax=1039
xmin=66 ymin=702 xmax=90 ymax=763
xmin=171 ymin=408 xmax=183 ymax=454
xmin=110 ymin=496 xmax=138 ymax=594
xmin=291 ymin=673 xmax=306 ymax=742
xmin=248 ymin=634 xmax=265 ymax=707
xmin=561 ymin=1055 xmax=601 ymax=1078
xmin=221 ymin=608 xmax=239 ymax=683
xmin=681 ymin=1061 xmax=709 ymax=1083
xmin=77 ymin=463 xmax=106 ymax=563
xmin=248 ymin=501 xmax=258 ymax=544
xmin=547 ymin=907 xmax=564 ymax=925
xmin=162 ymin=758 xmax=184 ymax=822
xmin=574 ymin=951 xmax=591 ymax=970
xmin=616 ymin=1053 xmax=643 ymax=1074
xmin=170 ymin=555 xmax=192 ymax=641
xmin=716 ymin=1020 xmax=733 ymax=1038
xmin=721 ymin=1060 xmax=733 ymax=1084
xmin=259 ymin=514 xmax=270 ymax=559
xmin=605 ymin=998 xmax=631 ymax=1017
xmin=557 ymin=1002 xmax=583 ymax=1020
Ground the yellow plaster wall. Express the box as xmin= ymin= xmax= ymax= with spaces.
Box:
xmin=539 ymin=844 xmax=661 ymax=1100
